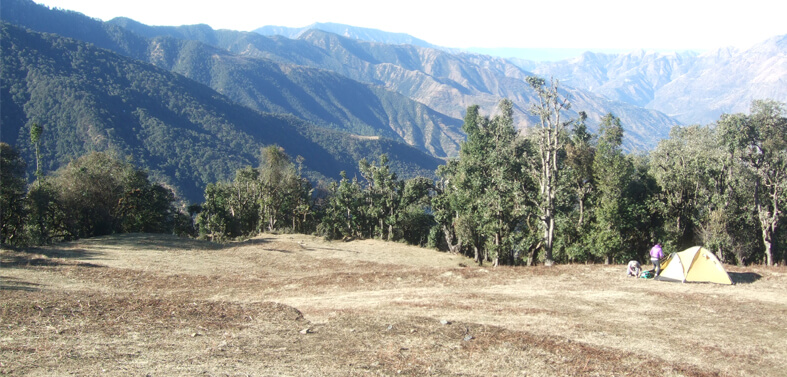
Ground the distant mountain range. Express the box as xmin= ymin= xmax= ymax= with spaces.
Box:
xmin=253 ymin=22 xmax=787 ymax=127
xmin=2 ymin=0 xmax=785 ymax=201
xmin=254 ymin=22 xmax=441 ymax=50
xmin=178 ymin=25 xmax=678 ymax=151
xmin=515 ymin=38 xmax=787 ymax=125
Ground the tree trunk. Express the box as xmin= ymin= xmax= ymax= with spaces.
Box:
xmin=543 ymin=213 xmax=555 ymax=266
xmin=442 ymin=225 xmax=461 ymax=254
xmin=762 ymin=233 xmax=773 ymax=266
xmin=492 ymin=232 xmax=500 ymax=267
xmin=754 ymin=175 xmax=776 ymax=266
xmin=527 ymin=249 xmax=536 ymax=266
xmin=526 ymin=242 xmax=541 ymax=266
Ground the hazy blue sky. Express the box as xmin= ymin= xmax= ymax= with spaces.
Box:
xmin=34 ymin=0 xmax=786 ymax=51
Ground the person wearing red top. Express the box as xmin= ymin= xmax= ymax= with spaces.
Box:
xmin=649 ymin=243 xmax=664 ymax=277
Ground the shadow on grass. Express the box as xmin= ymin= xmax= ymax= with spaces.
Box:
xmin=232 ymin=238 xmax=272 ymax=248
xmin=0 ymin=276 xmax=41 ymax=291
xmin=0 ymin=251 xmax=106 ymax=269
xmin=12 ymin=233 xmax=282 ymax=264
xmin=72 ymin=233 xmax=226 ymax=251
xmin=729 ymin=272 xmax=762 ymax=284
xmin=25 ymin=246 xmax=103 ymax=261
xmin=268 ymin=249 xmax=293 ymax=254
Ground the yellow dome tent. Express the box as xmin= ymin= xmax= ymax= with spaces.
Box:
xmin=656 ymin=246 xmax=732 ymax=285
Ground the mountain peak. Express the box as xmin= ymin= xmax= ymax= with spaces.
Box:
xmin=746 ymin=33 xmax=787 ymax=54
xmin=253 ymin=22 xmax=438 ymax=49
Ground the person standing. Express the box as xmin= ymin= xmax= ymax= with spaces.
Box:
xmin=650 ymin=243 xmax=664 ymax=277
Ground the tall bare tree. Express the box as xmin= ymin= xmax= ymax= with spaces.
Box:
xmin=526 ymin=76 xmax=573 ymax=266
xmin=29 ymin=123 xmax=43 ymax=183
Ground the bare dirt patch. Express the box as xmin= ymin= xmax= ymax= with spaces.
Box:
xmin=2 ymin=233 xmax=785 ymax=376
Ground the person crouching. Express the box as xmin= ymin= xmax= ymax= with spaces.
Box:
xmin=627 ymin=260 xmax=642 ymax=277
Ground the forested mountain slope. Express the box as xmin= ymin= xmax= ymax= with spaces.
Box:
xmin=0 ymin=22 xmax=442 ymax=202
xmin=1 ymin=0 xmax=465 ymax=158
xmin=259 ymin=21 xmax=787 ymax=131
xmin=105 ymin=10 xmax=677 ymax=151
xmin=215 ymin=28 xmax=679 ymax=150
xmin=140 ymin=35 xmax=465 ymax=157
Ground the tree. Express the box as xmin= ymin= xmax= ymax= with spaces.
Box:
xmin=477 ymin=100 xmax=531 ymax=266
xmin=397 ymin=176 xmax=435 ymax=246
xmin=433 ymin=160 xmax=464 ymax=254
xmin=26 ymin=180 xmax=65 ymax=245
xmin=230 ymin=166 xmax=264 ymax=235
xmin=708 ymin=120 xmax=761 ymax=264
xmin=359 ymin=154 xmax=402 ymax=240
xmin=438 ymin=101 xmax=533 ymax=265
xmin=526 ymin=76 xmax=574 ymax=266
xmin=590 ymin=114 xmax=635 ymax=263
xmin=54 ymin=153 xmax=129 ymax=238
xmin=649 ymin=125 xmax=726 ymax=250
xmin=318 ymin=171 xmax=363 ymax=240
xmin=196 ymin=182 xmax=234 ymax=242
xmin=47 ymin=152 xmax=181 ymax=240
xmin=117 ymin=169 xmax=180 ymax=233
xmin=563 ymin=112 xmax=593 ymax=229
xmin=291 ymin=156 xmax=314 ymax=233
xmin=258 ymin=146 xmax=310 ymax=233
xmin=195 ymin=146 xmax=312 ymax=240
xmin=556 ymin=112 xmax=595 ymax=262
xmin=30 ymin=123 xmax=43 ymax=182
xmin=0 ymin=143 xmax=28 ymax=245
xmin=718 ymin=100 xmax=787 ymax=265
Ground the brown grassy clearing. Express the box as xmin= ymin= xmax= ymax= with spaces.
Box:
xmin=2 ymin=233 xmax=785 ymax=376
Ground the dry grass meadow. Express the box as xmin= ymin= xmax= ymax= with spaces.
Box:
xmin=2 ymin=233 xmax=786 ymax=376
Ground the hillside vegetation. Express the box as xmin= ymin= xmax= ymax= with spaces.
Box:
xmin=0 ymin=21 xmax=441 ymax=202
xmin=2 ymin=233 xmax=785 ymax=376
xmin=2 ymin=0 xmax=465 ymax=159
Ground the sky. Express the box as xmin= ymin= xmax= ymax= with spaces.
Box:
xmin=33 ymin=0 xmax=787 ymax=51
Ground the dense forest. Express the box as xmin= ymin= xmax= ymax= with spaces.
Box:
xmin=3 ymin=83 xmax=785 ymax=266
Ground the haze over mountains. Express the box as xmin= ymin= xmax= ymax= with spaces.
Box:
xmin=112 ymin=18 xmax=680 ymax=151
xmin=517 ymin=36 xmax=787 ymax=125
xmin=2 ymin=0 xmax=785 ymax=202
xmin=254 ymin=22 xmax=441 ymax=50
xmin=256 ymin=21 xmax=787 ymax=127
